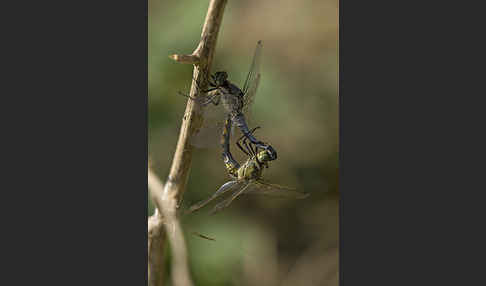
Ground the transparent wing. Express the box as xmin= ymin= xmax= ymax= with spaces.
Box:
xmin=186 ymin=72 xmax=245 ymax=149
xmin=243 ymin=40 xmax=263 ymax=95
xmin=241 ymin=41 xmax=263 ymax=118
xmin=188 ymin=180 xmax=241 ymax=213
xmin=243 ymin=180 xmax=310 ymax=199
xmin=210 ymin=182 xmax=253 ymax=214
xmin=242 ymin=73 xmax=260 ymax=118
xmin=189 ymin=106 xmax=228 ymax=148
xmin=187 ymin=86 xmax=230 ymax=149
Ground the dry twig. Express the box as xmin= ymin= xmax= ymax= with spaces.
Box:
xmin=148 ymin=0 xmax=228 ymax=285
xmin=148 ymin=168 xmax=166 ymax=286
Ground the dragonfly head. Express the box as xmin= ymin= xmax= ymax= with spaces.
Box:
xmin=212 ymin=71 xmax=228 ymax=85
xmin=257 ymin=145 xmax=277 ymax=163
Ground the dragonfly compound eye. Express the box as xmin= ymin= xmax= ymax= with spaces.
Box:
xmin=214 ymin=71 xmax=228 ymax=83
xmin=266 ymin=146 xmax=277 ymax=160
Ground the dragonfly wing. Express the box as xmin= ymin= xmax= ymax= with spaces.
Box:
xmin=210 ymin=182 xmax=253 ymax=214
xmin=243 ymin=181 xmax=310 ymax=199
xmin=241 ymin=41 xmax=263 ymax=120
xmin=243 ymin=40 xmax=263 ymax=95
xmin=188 ymin=97 xmax=228 ymax=149
xmin=241 ymin=73 xmax=260 ymax=121
xmin=191 ymin=112 xmax=240 ymax=154
xmin=188 ymin=180 xmax=240 ymax=213
xmin=184 ymin=70 xmax=230 ymax=149
xmin=182 ymin=70 xmax=215 ymax=105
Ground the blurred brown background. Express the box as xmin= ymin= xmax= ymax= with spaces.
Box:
xmin=149 ymin=0 xmax=338 ymax=285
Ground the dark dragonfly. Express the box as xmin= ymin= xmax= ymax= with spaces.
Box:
xmin=187 ymin=116 xmax=308 ymax=214
xmin=182 ymin=40 xmax=275 ymax=155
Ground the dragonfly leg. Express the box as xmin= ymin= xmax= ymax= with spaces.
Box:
xmin=184 ymin=71 xmax=218 ymax=102
xmin=211 ymin=182 xmax=252 ymax=214
xmin=237 ymin=134 xmax=251 ymax=155
xmin=208 ymin=76 xmax=217 ymax=87
xmin=232 ymin=114 xmax=275 ymax=157
xmin=236 ymin=140 xmax=250 ymax=156
xmin=236 ymin=126 xmax=260 ymax=156
xmin=236 ymin=126 xmax=260 ymax=143
xmin=178 ymin=91 xmax=197 ymax=100
xmin=248 ymin=137 xmax=259 ymax=157
xmin=199 ymin=92 xmax=221 ymax=106
xmin=251 ymin=139 xmax=277 ymax=161
xmin=243 ymin=136 xmax=255 ymax=156
xmin=210 ymin=73 xmax=219 ymax=86
xmin=245 ymin=137 xmax=266 ymax=166
xmin=189 ymin=74 xmax=206 ymax=93
xmin=191 ymin=70 xmax=216 ymax=91
xmin=243 ymin=130 xmax=271 ymax=154
xmin=202 ymin=87 xmax=218 ymax=93
xmin=179 ymin=82 xmax=218 ymax=103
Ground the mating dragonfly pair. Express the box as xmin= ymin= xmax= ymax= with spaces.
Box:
xmin=182 ymin=41 xmax=308 ymax=214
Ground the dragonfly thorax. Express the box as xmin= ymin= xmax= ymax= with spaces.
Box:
xmin=237 ymin=149 xmax=274 ymax=181
xmin=238 ymin=158 xmax=263 ymax=181
xmin=220 ymin=86 xmax=245 ymax=117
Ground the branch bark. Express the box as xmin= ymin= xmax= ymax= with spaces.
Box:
xmin=148 ymin=1 xmax=228 ymax=285
xmin=166 ymin=0 xmax=227 ymax=201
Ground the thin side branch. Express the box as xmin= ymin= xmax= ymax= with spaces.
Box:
xmin=169 ymin=54 xmax=200 ymax=64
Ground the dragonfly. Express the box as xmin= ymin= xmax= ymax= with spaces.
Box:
xmin=187 ymin=116 xmax=309 ymax=214
xmin=181 ymin=40 xmax=275 ymax=155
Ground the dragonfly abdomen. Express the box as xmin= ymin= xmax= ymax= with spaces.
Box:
xmin=232 ymin=114 xmax=263 ymax=146
xmin=220 ymin=115 xmax=240 ymax=178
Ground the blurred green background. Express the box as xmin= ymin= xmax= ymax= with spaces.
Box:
xmin=149 ymin=0 xmax=338 ymax=285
